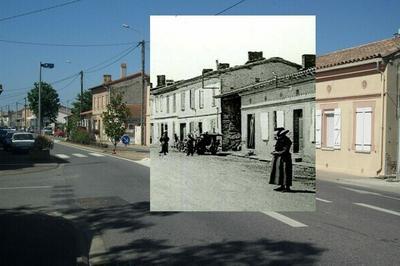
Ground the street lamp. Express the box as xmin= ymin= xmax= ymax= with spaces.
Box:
xmin=38 ymin=62 xmax=54 ymax=134
xmin=122 ymin=23 xmax=146 ymax=146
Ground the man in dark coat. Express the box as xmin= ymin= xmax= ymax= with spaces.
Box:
xmin=186 ymin=133 xmax=195 ymax=156
xmin=159 ymin=131 xmax=170 ymax=155
xmin=269 ymin=127 xmax=293 ymax=192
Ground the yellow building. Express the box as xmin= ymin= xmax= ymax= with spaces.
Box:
xmin=316 ymin=35 xmax=400 ymax=177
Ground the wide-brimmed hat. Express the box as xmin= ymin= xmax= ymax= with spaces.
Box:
xmin=278 ymin=129 xmax=289 ymax=136
xmin=274 ymin=127 xmax=285 ymax=133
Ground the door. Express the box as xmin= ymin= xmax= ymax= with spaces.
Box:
xmin=293 ymin=109 xmax=303 ymax=153
xmin=247 ymin=114 xmax=255 ymax=149
xmin=180 ymin=123 xmax=186 ymax=141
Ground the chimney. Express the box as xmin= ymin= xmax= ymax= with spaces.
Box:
xmin=217 ymin=63 xmax=230 ymax=70
xmin=157 ymin=75 xmax=166 ymax=87
xmin=202 ymin=68 xmax=213 ymax=75
xmin=166 ymin=79 xmax=174 ymax=86
xmin=246 ymin=51 xmax=265 ymax=64
xmin=302 ymin=54 xmax=316 ymax=69
xmin=103 ymin=74 xmax=112 ymax=84
xmin=120 ymin=63 xmax=127 ymax=78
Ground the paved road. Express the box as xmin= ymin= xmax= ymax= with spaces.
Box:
xmin=0 ymin=143 xmax=399 ymax=265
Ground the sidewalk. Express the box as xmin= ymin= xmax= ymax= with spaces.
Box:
xmin=317 ymin=169 xmax=400 ymax=195
xmin=56 ymin=139 xmax=149 ymax=162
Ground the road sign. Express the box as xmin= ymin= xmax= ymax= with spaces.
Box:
xmin=121 ymin=135 xmax=130 ymax=145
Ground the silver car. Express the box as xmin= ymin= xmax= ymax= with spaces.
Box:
xmin=10 ymin=132 xmax=35 ymax=152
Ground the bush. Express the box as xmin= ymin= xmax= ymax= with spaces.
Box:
xmin=71 ymin=129 xmax=91 ymax=145
xmin=34 ymin=135 xmax=54 ymax=150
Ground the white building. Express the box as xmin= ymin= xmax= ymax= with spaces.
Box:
xmin=151 ymin=73 xmax=222 ymax=144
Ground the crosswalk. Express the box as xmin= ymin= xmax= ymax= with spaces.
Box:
xmin=55 ymin=152 xmax=104 ymax=159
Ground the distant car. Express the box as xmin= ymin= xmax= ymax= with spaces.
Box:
xmin=41 ymin=127 xmax=53 ymax=135
xmin=54 ymin=129 xmax=65 ymax=137
xmin=10 ymin=132 xmax=35 ymax=152
xmin=3 ymin=132 xmax=15 ymax=151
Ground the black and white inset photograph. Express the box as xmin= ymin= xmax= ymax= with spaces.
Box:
xmin=150 ymin=16 xmax=316 ymax=212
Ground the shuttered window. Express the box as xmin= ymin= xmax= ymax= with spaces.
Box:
xmin=315 ymin=109 xmax=321 ymax=148
xmin=190 ymin=89 xmax=195 ymax=109
xmin=276 ymin=110 xmax=284 ymax=128
xmin=181 ymin=92 xmax=185 ymax=111
xmin=260 ymin=112 xmax=269 ymax=140
xmin=333 ymin=108 xmax=341 ymax=149
xmin=355 ymin=107 xmax=372 ymax=152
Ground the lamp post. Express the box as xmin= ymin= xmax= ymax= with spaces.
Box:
xmin=38 ymin=62 xmax=54 ymax=134
xmin=122 ymin=24 xmax=146 ymax=146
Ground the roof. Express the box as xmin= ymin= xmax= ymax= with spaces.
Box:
xmin=151 ymin=57 xmax=302 ymax=95
xmin=89 ymin=72 xmax=149 ymax=91
xmin=317 ymin=36 xmax=400 ymax=69
xmin=215 ymin=67 xmax=315 ymax=98
xmin=80 ymin=110 xmax=92 ymax=115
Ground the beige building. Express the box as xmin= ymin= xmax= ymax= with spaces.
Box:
xmin=316 ymin=35 xmax=400 ymax=177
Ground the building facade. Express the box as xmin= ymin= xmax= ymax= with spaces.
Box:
xmin=316 ymin=35 xmax=400 ymax=177
xmin=238 ymin=67 xmax=315 ymax=163
xmin=151 ymin=73 xmax=221 ymax=144
xmin=89 ymin=65 xmax=149 ymax=144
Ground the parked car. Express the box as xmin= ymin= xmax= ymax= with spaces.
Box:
xmin=10 ymin=132 xmax=35 ymax=152
xmin=54 ymin=129 xmax=65 ymax=137
xmin=3 ymin=132 xmax=15 ymax=151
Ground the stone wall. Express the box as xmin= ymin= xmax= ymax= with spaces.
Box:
xmin=221 ymin=96 xmax=241 ymax=151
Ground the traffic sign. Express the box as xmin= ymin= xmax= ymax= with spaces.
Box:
xmin=121 ymin=135 xmax=130 ymax=145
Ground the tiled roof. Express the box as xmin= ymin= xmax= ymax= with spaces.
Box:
xmin=89 ymin=72 xmax=149 ymax=91
xmin=317 ymin=36 xmax=400 ymax=69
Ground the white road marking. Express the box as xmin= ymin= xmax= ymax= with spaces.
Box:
xmin=72 ymin=153 xmax=88 ymax=158
xmin=341 ymin=186 xmax=400 ymax=201
xmin=0 ymin=186 xmax=52 ymax=190
xmin=262 ymin=211 xmax=308 ymax=227
xmin=89 ymin=234 xmax=107 ymax=264
xmin=89 ymin=152 xmax=105 ymax=157
xmin=55 ymin=153 xmax=70 ymax=159
xmin=316 ymin=197 xmax=332 ymax=203
xmin=354 ymin=203 xmax=400 ymax=217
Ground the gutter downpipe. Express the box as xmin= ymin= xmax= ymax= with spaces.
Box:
xmin=376 ymin=60 xmax=386 ymax=176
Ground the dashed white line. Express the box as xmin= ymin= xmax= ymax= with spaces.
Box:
xmin=354 ymin=203 xmax=400 ymax=217
xmin=262 ymin=211 xmax=308 ymax=227
xmin=316 ymin=197 xmax=332 ymax=203
xmin=72 ymin=153 xmax=88 ymax=158
xmin=0 ymin=186 xmax=52 ymax=190
xmin=341 ymin=186 xmax=400 ymax=201
xmin=55 ymin=153 xmax=70 ymax=159
xmin=89 ymin=152 xmax=105 ymax=157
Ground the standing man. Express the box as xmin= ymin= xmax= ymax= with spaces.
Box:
xmin=186 ymin=133 xmax=195 ymax=156
xmin=159 ymin=131 xmax=170 ymax=156
xmin=269 ymin=127 xmax=293 ymax=192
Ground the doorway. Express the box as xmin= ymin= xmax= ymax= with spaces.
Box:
xmin=293 ymin=109 xmax=303 ymax=153
xmin=180 ymin=123 xmax=186 ymax=141
xmin=247 ymin=114 xmax=255 ymax=149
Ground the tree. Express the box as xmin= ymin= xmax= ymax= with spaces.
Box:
xmin=27 ymin=82 xmax=60 ymax=127
xmin=102 ymin=92 xmax=130 ymax=153
xmin=71 ymin=90 xmax=92 ymax=116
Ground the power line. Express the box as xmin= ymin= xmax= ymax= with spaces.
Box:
xmin=215 ymin=0 xmax=247 ymax=15
xmin=0 ymin=0 xmax=82 ymax=22
xmin=0 ymin=39 xmax=137 ymax=47
xmin=84 ymin=43 xmax=140 ymax=74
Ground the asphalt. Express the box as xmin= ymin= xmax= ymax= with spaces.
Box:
xmin=0 ymin=143 xmax=399 ymax=265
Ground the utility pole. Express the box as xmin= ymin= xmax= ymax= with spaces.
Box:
xmin=140 ymin=40 xmax=145 ymax=146
xmin=80 ymin=70 xmax=83 ymax=116
xmin=24 ymin=97 xmax=27 ymax=130
xmin=39 ymin=62 xmax=42 ymax=134
xmin=16 ymin=102 xmax=18 ymax=129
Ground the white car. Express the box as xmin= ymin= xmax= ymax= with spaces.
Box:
xmin=10 ymin=132 xmax=35 ymax=152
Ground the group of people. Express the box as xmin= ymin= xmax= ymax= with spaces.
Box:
xmin=158 ymin=132 xmax=196 ymax=156
xmin=158 ymin=126 xmax=294 ymax=193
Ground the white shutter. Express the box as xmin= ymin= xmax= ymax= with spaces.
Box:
xmin=355 ymin=110 xmax=364 ymax=151
xmin=276 ymin=111 xmax=284 ymax=128
xmin=260 ymin=112 xmax=269 ymax=140
xmin=356 ymin=107 xmax=372 ymax=152
xmin=315 ymin=109 xmax=321 ymax=148
xmin=334 ymin=108 xmax=341 ymax=149
xmin=310 ymin=107 xmax=315 ymax=142
xmin=363 ymin=109 xmax=372 ymax=152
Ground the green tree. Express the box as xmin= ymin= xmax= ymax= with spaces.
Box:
xmin=27 ymin=82 xmax=60 ymax=126
xmin=102 ymin=92 xmax=130 ymax=153
xmin=71 ymin=90 xmax=92 ymax=116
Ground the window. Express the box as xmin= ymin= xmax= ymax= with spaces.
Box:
xmin=260 ymin=112 xmax=269 ymax=140
xmin=198 ymin=122 xmax=203 ymax=134
xmin=101 ymin=96 xmax=104 ymax=108
xmin=190 ymin=89 xmax=195 ymax=109
xmin=210 ymin=119 xmax=216 ymax=133
xmin=173 ymin=93 xmax=176 ymax=113
xmin=320 ymin=108 xmax=341 ymax=149
xmin=199 ymin=90 xmax=204 ymax=109
xmin=97 ymin=97 xmax=99 ymax=111
xmin=212 ymin=89 xmax=216 ymax=107
xmin=166 ymin=95 xmax=170 ymax=113
xmin=160 ymin=96 xmax=164 ymax=112
xmin=155 ymin=97 xmax=158 ymax=113
xmin=355 ymin=107 xmax=372 ymax=152
xmin=273 ymin=110 xmax=284 ymax=128
xmin=189 ymin=121 xmax=194 ymax=133
xmin=181 ymin=92 xmax=185 ymax=111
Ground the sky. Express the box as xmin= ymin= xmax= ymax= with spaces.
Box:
xmin=151 ymin=16 xmax=315 ymax=82
xmin=1 ymin=0 xmax=400 ymax=111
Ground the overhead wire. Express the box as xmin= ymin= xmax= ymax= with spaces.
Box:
xmin=215 ymin=0 xmax=247 ymax=15
xmin=0 ymin=0 xmax=82 ymax=22
xmin=0 ymin=39 xmax=137 ymax=47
